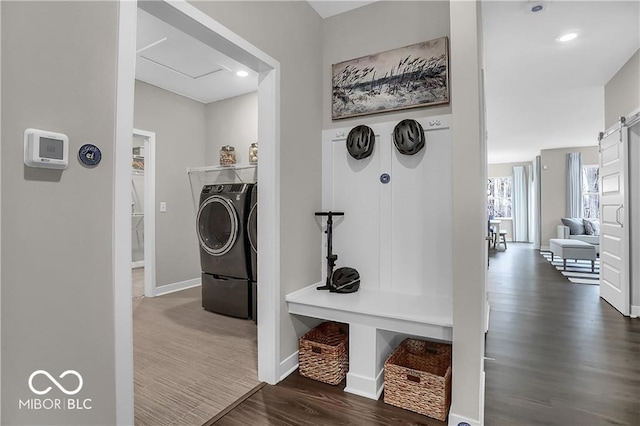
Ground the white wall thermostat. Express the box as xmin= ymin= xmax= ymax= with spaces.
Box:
xmin=24 ymin=128 xmax=69 ymax=170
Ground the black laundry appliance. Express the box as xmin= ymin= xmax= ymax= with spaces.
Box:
xmin=197 ymin=183 xmax=253 ymax=318
xmin=247 ymin=185 xmax=258 ymax=321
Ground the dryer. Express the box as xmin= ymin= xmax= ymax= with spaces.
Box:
xmin=247 ymin=185 xmax=258 ymax=321
xmin=197 ymin=183 xmax=253 ymax=318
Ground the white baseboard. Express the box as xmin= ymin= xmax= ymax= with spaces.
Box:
xmin=449 ymin=371 xmax=484 ymax=426
xmin=344 ymin=370 xmax=384 ymax=400
xmin=131 ymin=261 xmax=144 ymax=268
xmin=540 ymin=245 xmax=550 ymax=252
xmin=154 ymin=277 xmax=201 ymax=297
xmin=448 ymin=412 xmax=481 ymax=426
xmin=279 ymin=350 xmax=299 ymax=381
xmin=631 ymin=305 xmax=640 ymax=318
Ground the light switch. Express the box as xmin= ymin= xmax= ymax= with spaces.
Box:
xmin=160 ymin=202 xmax=167 ymax=212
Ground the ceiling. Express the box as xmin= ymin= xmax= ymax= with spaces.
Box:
xmin=308 ymin=0 xmax=377 ymax=18
xmin=135 ymin=8 xmax=258 ymax=104
xmin=483 ymin=0 xmax=639 ymax=164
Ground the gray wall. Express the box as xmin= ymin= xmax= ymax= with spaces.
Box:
xmin=322 ymin=1 xmax=451 ymax=129
xmin=190 ymin=1 xmax=324 ymax=362
xmin=539 ymin=146 xmax=599 ymax=249
xmin=205 ymin=92 xmax=258 ymax=164
xmin=604 ymin=49 xmax=640 ymax=129
xmin=1 ymin=1 xmax=118 ymax=424
xmin=134 ymin=80 xmax=207 ymax=288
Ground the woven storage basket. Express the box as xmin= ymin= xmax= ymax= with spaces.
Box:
xmin=384 ymin=338 xmax=452 ymax=421
xmin=298 ymin=322 xmax=349 ymax=385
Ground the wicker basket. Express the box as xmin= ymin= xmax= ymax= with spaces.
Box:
xmin=383 ymin=338 xmax=452 ymax=421
xmin=298 ymin=322 xmax=349 ymax=385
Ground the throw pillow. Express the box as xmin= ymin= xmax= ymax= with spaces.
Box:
xmin=583 ymin=218 xmax=600 ymax=236
xmin=561 ymin=217 xmax=585 ymax=235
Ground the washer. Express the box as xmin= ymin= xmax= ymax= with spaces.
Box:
xmin=247 ymin=184 xmax=258 ymax=321
xmin=197 ymin=183 xmax=252 ymax=278
xmin=197 ymin=183 xmax=253 ymax=318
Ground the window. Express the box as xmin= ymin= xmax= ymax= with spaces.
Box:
xmin=488 ymin=177 xmax=512 ymax=218
xmin=582 ymin=165 xmax=599 ymax=219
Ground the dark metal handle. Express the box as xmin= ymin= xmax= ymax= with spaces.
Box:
xmin=315 ymin=211 xmax=344 ymax=216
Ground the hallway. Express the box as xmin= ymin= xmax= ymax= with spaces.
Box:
xmin=484 ymin=244 xmax=640 ymax=425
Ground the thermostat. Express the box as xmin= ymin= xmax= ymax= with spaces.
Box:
xmin=24 ymin=128 xmax=69 ymax=169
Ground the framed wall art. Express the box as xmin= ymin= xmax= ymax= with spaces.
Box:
xmin=332 ymin=37 xmax=449 ymax=120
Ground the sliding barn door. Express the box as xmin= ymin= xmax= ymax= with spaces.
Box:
xmin=599 ymin=123 xmax=630 ymax=316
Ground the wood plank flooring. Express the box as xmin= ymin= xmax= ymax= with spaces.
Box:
xmin=212 ymin=371 xmax=447 ymax=426
xmin=485 ymin=243 xmax=640 ymax=425
xmin=133 ymin=283 xmax=258 ymax=426
xmin=212 ymin=244 xmax=639 ymax=425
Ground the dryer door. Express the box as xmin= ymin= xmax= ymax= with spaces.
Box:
xmin=197 ymin=195 xmax=239 ymax=256
xmin=248 ymin=202 xmax=257 ymax=255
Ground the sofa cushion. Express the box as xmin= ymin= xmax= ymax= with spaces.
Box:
xmin=583 ymin=218 xmax=600 ymax=236
xmin=561 ymin=217 xmax=585 ymax=235
xmin=570 ymin=234 xmax=599 ymax=245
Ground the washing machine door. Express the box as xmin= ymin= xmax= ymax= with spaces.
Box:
xmin=197 ymin=195 xmax=239 ymax=256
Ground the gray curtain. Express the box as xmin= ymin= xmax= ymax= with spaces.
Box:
xmin=512 ymin=165 xmax=528 ymax=242
xmin=567 ymin=152 xmax=583 ymax=217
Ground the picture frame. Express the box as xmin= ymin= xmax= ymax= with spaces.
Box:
xmin=331 ymin=37 xmax=449 ymax=120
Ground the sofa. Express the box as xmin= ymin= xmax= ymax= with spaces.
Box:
xmin=557 ymin=217 xmax=600 ymax=254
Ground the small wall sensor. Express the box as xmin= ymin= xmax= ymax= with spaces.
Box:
xmin=24 ymin=128 xmax=69 ymax=170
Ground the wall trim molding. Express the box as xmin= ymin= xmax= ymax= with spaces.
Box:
xmin=279 ymin=351 xmax=299 ymax=381
xmin=113 ymin=1 xmax=137 ymax=423
xmin=631 ymin=305 xmax=640 ymax=318
xmin=131 ymin=261 xmax=144 ymax=269
xmin=155 ymin=278 xmax=201 ymax=297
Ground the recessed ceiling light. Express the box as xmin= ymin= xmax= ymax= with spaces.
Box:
xmin=236 ymin=70 xmax=249 ymax=77
xmin=557 ymin=32 xmax=578 ymax=42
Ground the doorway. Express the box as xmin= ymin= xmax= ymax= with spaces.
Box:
xmin=132 ymin=129 xmax=156 ymax=299
xmin=114 ymin=1 xmax=281 ymax=424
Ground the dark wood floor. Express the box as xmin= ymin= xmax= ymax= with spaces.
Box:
xmin=211 ymin=371 xmax=446 ymax=426
xmin=485 ymin=243 xmax=640 ymax=425
xmin=210 ymin=244 xmax=640 ymax=425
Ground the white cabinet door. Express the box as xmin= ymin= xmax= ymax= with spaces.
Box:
xmin=599 ymin=124 xmax=630 ymax=316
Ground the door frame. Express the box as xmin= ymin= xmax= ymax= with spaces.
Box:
xmin=114 ymin=1 xmax=281 ymax=423
xmin=133 ymin=128 xmax=156 ymax=298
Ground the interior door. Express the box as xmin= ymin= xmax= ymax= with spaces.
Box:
xmin=599 ymin=123 xmax=630 ymax=316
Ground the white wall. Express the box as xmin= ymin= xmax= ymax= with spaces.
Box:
xmin=205 ymin=92 xmax=258 ymax=165
xmin=449 ymin=1 xmax=485 ymax=424
xmin=1 ymin=2 xmax=118 ymax=424
xmin=539 ymin=146 xmax=599 ymax=249
xmin=134 ymin=80 xmax=207 ymax=288
xmin=604 ymin=49 xmax=640 ymax=129
xmin=190 ymin=0 xmax=324 ymax=365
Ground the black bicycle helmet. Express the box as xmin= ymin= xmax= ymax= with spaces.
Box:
xmin=393 ymin=119 xmax=425 ymax=155
xmin=331 ymin=267 xmax=360 ymax=293
xmin=346 ymin=125 xmax=375 ymax=160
